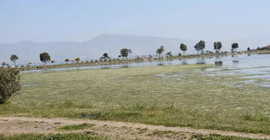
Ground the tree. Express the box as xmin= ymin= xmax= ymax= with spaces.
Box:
xmin=180 ymin=43 xmax=187 ymax=55
xmin=103 ymin=53 xmax=110 ymax=59
xmin=231 ymin=43 xmax=239 ymax=52
xmin=0 ymin=68 xmax=21 ymax=104
xmin=75 ymin=57 xmax=80 ymax=62
xmin=194 ymin=40 xmax=205 ymax=54
xmin=120 ymin=48 xmax=132 ymax=59
xmin=214 ymin=42 xmax=222 ymax=53
xmin=100 ymin=53 xmax=110 ymax=61
xmin=1 ymin=62 xmax=7 ymax=67
xmin=103 ymin=53 xmax=109 ymax=58
xmin=156 ymin=46 xmax=165 ymax=59
xmin=10 ymin=54 xmax=19 ymax=66
xmin=65 ymin=59 xmax=70 ymax=63
xmin=39 ymin=52 xmax=51 ymax=65
xmin=166 ymin=52 xmax=172 ymax=57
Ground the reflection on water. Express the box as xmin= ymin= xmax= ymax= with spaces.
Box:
xmin=196 ymin=57 xmax=206 ymax=64
xmin=157 ymin=63 xmax=164 ymax=66
xmin=232 ymin=60 xmax=239 ymax=64
xmin=22 ymin=54 xmax=270 ymax=85
xmin=215 ymin=61 xmax=223 ymax=66
xmin=215 ymin=56 xmax=220 ymax=59
xmin=181 ymin=60 xmax=188 ymax=65
xmin=101 ymin=66 xmax=110 ymax=69
xmin=22 ymin=85 xmax=33 ymax=87
xmin=196 ymin=61 xmax=206 ymax=64
xmin=121 ymin=65 xmax=129 ymax=68
xmin=200 ymin=67 xmax=207 ymax=71
xmin=231 ymin=54 xmax=238 ymax=57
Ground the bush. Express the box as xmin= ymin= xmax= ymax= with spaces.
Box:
xmin=0 ymin=68 xmax=21 ymax=104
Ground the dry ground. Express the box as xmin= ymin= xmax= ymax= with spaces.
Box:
xmin=1 ymin=117 xmax=270 ymax=140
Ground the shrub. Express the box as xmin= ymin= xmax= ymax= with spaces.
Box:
xmin=75 ymin=57 xmax=80 ymax=62
xmin=0 ymin=68 xmax=21 ymax=104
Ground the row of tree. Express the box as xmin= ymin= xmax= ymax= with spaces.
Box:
xmin=4 ymin=41 xmax=240 ymax=66
xmin=5 ymin=52 xmax=79 ymax=66
xmin=156 ymin=41 xmax=239 ymax=58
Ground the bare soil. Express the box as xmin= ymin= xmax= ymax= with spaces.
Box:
xmin=0 ymin=117 xmax=270 ymax=140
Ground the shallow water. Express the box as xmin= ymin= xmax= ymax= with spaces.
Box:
xmin=22 ymin=84 xmax=33 ymax=87
xmin=22 ymin=54 xmax=270 ymax=87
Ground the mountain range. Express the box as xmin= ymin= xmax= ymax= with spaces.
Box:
xmin=1 ymin=34 xmax=269 ymax=65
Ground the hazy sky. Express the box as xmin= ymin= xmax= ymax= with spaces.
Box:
xmin=1 ymin=0 xmax=270 ymax=43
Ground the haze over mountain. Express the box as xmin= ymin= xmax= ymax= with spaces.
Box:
xmin=0 ymin=34 xmax=269 ymax=65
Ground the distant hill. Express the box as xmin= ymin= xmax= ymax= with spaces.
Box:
xmin=256 ymin=45 xmax=270 ymax=50
xmin=0 ymin=34 xmax=269 ymax=65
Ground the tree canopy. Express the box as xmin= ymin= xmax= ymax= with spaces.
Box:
xmin=231 ymin=43 xmax=239 ymax=52
xmin=10 ymin=54 xmax=19 ymax=65
xmin=39 ymin=52 xmax=51 ymax=64
xmin=166 ymin=51 xmax=172 ymax=57
xmin=100 ymin=53 xmax=110 ymax=61
xmin=120 ymin=48 xmax=132 ymax=58
xmin=156 ymin=46 xmax=165 ymax=58
xmin=180 ymin=43 xmax=187 ymax=53
xmin=103 ymin=53 xmax=110 ymax=59
xmin=194 ymin=40 xmax=205 ymax=54
xmin=214 ymin=42 xmax=222 ymax=53
xmin=75 ymin=57 xmax=80 ymax=62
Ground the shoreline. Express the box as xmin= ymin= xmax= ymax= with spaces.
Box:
xmin=2 ymin=50 xmax=270 ymax=72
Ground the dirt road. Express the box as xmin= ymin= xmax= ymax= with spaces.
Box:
xmin=0 ymin=116 xmax=269 ymax=140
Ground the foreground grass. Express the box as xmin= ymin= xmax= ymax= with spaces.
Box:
xmin=191 ymin=134 xmax=259 ymax=140
xmin=1 ymin=64 xmax=270 ymax=134
xmin=0 ymin=133 xmax=106 ymax=140
xmin=0 ymin=133 xmax=258 ymax=140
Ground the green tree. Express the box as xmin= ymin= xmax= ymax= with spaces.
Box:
xmin=75 ymin=57 xmax=80 ymax=62
xmin=1 ymin=62 xmax=7 ymax=67
xmin=231 ymin=43 xmax=239 ymax=52
xmin=166 ymin=52 xmax=172 ymax=59
xmin=103 ymin=53 xmax=109 ymax=59
xmin=0 ymin=68 xmax=21 ymax=104
xmin=65 ymin=59 xmax=69 ymax=63
xmin=10 ymin=54 xmax=19 ymax=66
xmin=156 ymin=46 xmax=165 ymax=59
xmin=166 ymin=52 xmax=172 ymax=57
xmin=101 ymin=53 xmax=110 ymax=61
xmin=194 ymin=40 xmax=205 ymax=54
xmin=180 ymin=43 xmax=187 ymax=55
xmin=214 ymin=42 xmax=222 ymax=53
xmin=120 ymin=48 xmax=132 ymax=59
xmin=39 ymin=52 xmax=51 ymax=65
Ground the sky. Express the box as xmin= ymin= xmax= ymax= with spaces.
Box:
xmin=1 ymin=0 xmax=270 ymax=43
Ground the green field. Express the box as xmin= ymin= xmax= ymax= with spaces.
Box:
xmin=1 ymin=64 xmax=270 ymax=134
